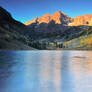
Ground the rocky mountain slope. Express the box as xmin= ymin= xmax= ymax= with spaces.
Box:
xmin=0 ymin=6 xmax=92 ymax=50
xmin=24 ymin=10 xmax=92 ymax=50
xmin=25 ymin=11 xmax=92 ymax=36
xmin=25 ymin=12 xmax=92 ymax=27
xmin=69 ymin=14 xmax=92 ymax=26
xmin=0 ymin=6 xmax=36 ymax=50
xmin=25 ymin=11 xmax=73 ymax=25
xmin=24 ymin=11 xmax=74 ymax=35
xmin=63 ymin=27 xmax=92 ymax=49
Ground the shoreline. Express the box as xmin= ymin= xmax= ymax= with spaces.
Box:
xmin=0 ymin=48 xmax=92 ymax=51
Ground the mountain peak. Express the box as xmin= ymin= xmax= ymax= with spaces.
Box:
xmin=42 ymin=13 xmax=51 ymax=17
xmin=56 ymin=10 xmax=61 ymax=13
xmin=54 ymin=10 xmax=61 ymax=15
xmin=25 ymin=10 xmax=73 ymax=25
xmin=55 ymin=10 xmax=66 ymax=14
xmin=56 ymin=10 xmax=62 ymax=13
xmin=53 ymin=10 xmax=67 ymax=16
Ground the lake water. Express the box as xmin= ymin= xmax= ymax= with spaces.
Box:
xmin=0 ymin=51 xmax=92 ymax=92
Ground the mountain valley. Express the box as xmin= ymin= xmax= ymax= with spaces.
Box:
xmin=0 ymin=6 xmax=92 ymax=50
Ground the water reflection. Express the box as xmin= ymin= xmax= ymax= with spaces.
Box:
xmin=71 ymin=51 xmax=92 ymax=92
xmin=0 ymin=51 xmax=92 ymax=92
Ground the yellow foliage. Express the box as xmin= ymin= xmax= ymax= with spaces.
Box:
xmin=80 ymin=37 xmax=92 ymax=47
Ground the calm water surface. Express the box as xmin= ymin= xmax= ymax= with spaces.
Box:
xmin=0 ymin=50 xmax=92 ymax=92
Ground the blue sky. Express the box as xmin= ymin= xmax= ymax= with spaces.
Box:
xmin=0 ymin=0 xmax=92 ymax=23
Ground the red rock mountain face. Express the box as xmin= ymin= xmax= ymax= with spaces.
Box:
xmin=25 ymin=11 xmax=92 ymax=27
xmin=25 ymin=11 xmax=73 ymax=25
xmin=68 ymin=14 xmax=92 ymax=26
xmin=73 ymin=14 xmax=92 ymax=26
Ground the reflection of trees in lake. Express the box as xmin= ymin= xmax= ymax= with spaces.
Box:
xmin=0 ymin=51 xmax=17 ymax=80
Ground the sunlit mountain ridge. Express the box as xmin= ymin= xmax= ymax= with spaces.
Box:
xmin=0 ymin=6 xmax=92 ymax=50
xmin=25 ymin=11 xmax=92 ymax=26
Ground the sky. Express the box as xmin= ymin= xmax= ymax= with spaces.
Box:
xmin=0 ymin=0 xmax=92 ymax=23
